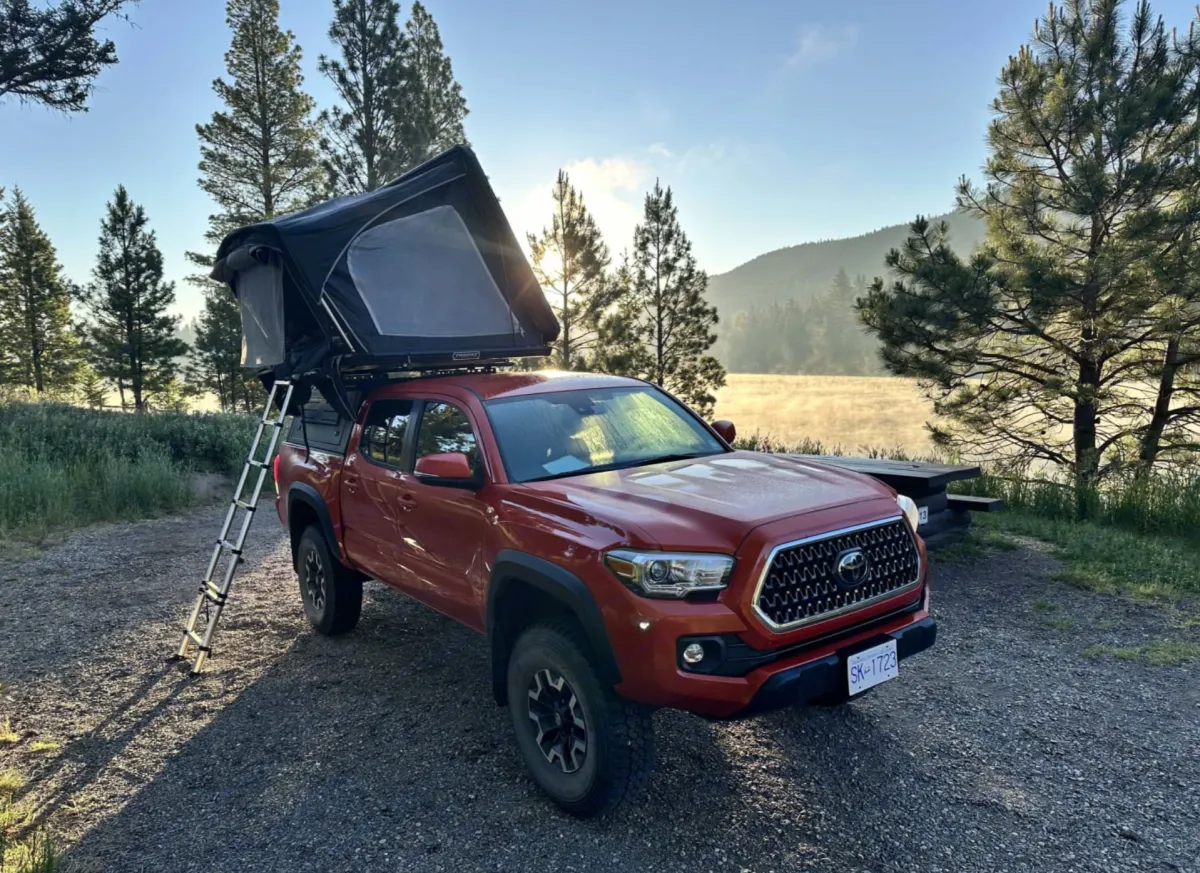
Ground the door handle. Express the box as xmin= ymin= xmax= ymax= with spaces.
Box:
xmin=343 ymin=473 xmax=360 ymax=493
xmin=400 ymin=492 xmax=417 ymax=511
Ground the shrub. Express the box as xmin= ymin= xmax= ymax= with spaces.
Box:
xmin=0 ymin=400 xmax=258 ymax=541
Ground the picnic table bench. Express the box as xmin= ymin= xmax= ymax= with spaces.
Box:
xmin=785 ymin=455 xmax=1003 ymax=548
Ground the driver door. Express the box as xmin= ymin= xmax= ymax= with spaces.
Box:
xmin=392 ymin=398 xmax=491 ymax=630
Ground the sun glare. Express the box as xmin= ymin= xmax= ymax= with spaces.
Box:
xmin=537 ymin=247 xmax=565 ymax=283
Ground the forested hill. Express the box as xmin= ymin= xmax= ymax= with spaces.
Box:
xmin=707 ymin=209 xmax=986 ymax=317
xmin=709 ymin=209 xmax=987 ymax=374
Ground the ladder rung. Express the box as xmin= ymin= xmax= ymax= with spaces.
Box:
xmin=247 ymin=459 xmax=268 ymax=469
xmin=199 ymin=584 xmax=226 ymax=605
xmin=217 ymin=538 xmax=243 ymax=555
xmin=234 ymin=499 xmax=256 ymax=511
xmin=185 ymin=631 xmax=211 ymax=652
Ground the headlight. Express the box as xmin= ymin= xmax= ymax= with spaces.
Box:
xmin=896 ymin=494 xmax=921 ymax=531
xmin=604 ymin=549 xmax=734 ymax=598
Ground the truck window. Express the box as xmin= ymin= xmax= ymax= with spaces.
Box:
xmin=361 ymin=399 xmax=414 ymax=467
xmin=415 ymin=402 xmax=479 ymax=470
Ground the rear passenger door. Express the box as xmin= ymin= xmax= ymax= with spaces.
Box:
xmin=341 ymin=398 xmax=418 ymax=588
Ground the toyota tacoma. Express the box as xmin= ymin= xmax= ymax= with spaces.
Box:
xmin=273 ymin=369 xmax=936 ymax=816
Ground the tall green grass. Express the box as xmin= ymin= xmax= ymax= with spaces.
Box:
xmin=0 ymin=401 xmax=257 ymax=540
xmin=952 ymin=468 xmax=1200 ymax=543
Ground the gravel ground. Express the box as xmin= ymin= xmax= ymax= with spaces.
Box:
xmin=1 ymin=507 xmax=1198 ymax=873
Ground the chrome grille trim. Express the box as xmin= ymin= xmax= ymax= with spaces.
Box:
xmin=751 ymin=515 xmax=922 ymax=632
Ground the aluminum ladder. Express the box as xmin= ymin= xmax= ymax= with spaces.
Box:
xmin=172 ymin=379 xmax=294 ymax=674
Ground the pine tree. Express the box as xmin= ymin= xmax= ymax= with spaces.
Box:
xmin=190 ymin=285 xmax=247 ymax=412
xmin=78 ymin=362 xmax=109 ymax=408
xmin=317 ymin=0 xmax=408 ymax=195
xmin=188 ymin=0 xmax=320 ymax=410
xmin=0 ymin=0 xmax=137 ymax=112
xmin=0 ymin=189 xmax=83 ymax=394
xmin=527 ymin=170 xmax=614 ymax=370
xmin=857 ymin=0 xmax=1200 ymax=494
xmin=395 ymin=1 xmax=468 ymax=170
xmin=193 ymin=0 xmax=322 ymax=234
xmin=81 ymin=186 xmax=188 ymax=411
xmin=603 ymin=181 xmax=726 ymax=417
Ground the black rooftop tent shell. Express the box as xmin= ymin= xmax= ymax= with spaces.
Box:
xmin=210 ymin=146 xmax=560 ymax=395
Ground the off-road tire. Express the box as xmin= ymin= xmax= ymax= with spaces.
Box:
xmin=295 ymin=525 xmax=362 ymax=635
xmin=507 ymin=616 xmax=654 ymax=817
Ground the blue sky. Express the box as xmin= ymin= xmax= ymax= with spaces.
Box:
xmin=3 ymin=0 xmax=1199 ymax=322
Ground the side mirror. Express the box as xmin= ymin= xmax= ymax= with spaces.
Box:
xmin=414 ymin=452 xmax=477 ymax=486
xmin=711 ymin=420 xmax=736 ymax=444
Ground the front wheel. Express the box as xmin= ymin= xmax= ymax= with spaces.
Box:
xmin=507 ymin=617 xmax=654 ymax=817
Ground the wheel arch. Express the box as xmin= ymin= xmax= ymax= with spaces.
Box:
xmin=487 ymin=550 xmax=621 ymax=706
xmin=286 ymin=483 xmax=339 ymax=568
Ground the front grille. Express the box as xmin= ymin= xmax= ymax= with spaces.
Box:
xmin=754 ymin=518 xmax=920 ymax=630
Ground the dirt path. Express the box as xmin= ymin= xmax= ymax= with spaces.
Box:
xmin=1 ymin=508 xmax=1197 ymax=873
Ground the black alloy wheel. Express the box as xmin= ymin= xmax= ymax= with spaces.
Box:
xmin=303 ymin=547 xmax=326 ymax=613
xmin=527 ymin=667 xmax=588 ymax=774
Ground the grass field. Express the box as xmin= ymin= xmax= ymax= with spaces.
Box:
xmin=713 ymin=374 xmax=936 ymax=455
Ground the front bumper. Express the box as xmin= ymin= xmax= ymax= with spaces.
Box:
xmin=609 ymin=583 xmax=935 ymax=718
xmin=728 ymin=616 xmax=936 ymax=718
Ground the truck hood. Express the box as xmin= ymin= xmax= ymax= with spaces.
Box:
xmin=522 ymin=451 xmax=897 ymax=553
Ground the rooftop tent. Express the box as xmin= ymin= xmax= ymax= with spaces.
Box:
xmin=210 ymin=146 xmax=560 ymax=390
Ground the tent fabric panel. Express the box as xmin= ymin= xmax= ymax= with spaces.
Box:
xmin=237 ymin=261 xmax=286 ymax=367
xmin=347 ymin=205 xmax=520 ymax=339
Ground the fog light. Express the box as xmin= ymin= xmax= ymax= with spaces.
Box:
xmin=682 ymin=643 xmax=705 ymax=665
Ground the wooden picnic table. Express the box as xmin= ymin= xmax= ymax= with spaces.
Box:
xmin=785 ymin=454 xmax=1002 ymax=548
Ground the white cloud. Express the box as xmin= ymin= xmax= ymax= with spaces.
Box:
xmin=648 ymin=142 xmax=674 ymax=159
xmin=785 ymin=23 xmax=858 ymax=68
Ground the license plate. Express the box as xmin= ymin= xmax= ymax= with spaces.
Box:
xmin=918 ymin=505 xmax=929 ymax=526
xmin=847 ymin=640 xmax=898 ymax=695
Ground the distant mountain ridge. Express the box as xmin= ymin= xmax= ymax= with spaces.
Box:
xmin=707 ymin=209 xmax=987 ymax=318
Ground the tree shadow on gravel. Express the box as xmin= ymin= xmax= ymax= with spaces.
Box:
xmin=61 ymin=582 xmax=939 ymax=873
xmin=18 ymin=665 xmax=189 ymax=830
xmin=54 ymin=545 xmax=1200 ymax=873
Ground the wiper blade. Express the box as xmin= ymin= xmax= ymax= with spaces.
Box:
xmin=607 ymin=451 xmax=719 ymax=471
xmin=520 ymin=451 xmax=720 ymax=483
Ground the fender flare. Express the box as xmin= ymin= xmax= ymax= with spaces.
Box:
xmin=286 ymin=483 xmax=339 ymax=563
xmin=487 ymin=549 xmax=621 ymax=705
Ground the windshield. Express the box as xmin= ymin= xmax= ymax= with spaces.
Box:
xmin=485 ymin=386 xmax=726 ymax=483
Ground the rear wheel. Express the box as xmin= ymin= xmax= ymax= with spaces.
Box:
xmin=507 ymin=617 xmax=654 ymax=817
xmin=295 ymin=525 xmax=362 ymax=635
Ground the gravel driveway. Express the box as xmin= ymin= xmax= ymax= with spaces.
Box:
xmin=1 ymin=506 xmax=1197 ymax=873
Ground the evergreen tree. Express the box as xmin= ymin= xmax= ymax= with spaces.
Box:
xmin=0 ymin=0 xmax=137 ymax=111
xmin=78 ymin=362 xmax=108 ymax=407
xmin=81 ymin=186 xmax=188 ymax=411
xmin=857 ymin=0 xmax=1200 ymax=493
xmin=604 ymin=181 xmax=726 ymax=417
xmin=527 ymin=170 xmax=614 ymax=370
xmin=0 ymin=189 xmax=83 ymax=393
xmin=190 ymin=285 xmax=247 ymax=412
xmin=188 ymin=0 xmax=320 ymax=410
xmin=395 ymin=1 xmax=468 ymax=170
xmin=317 ymin=0 xmax=408 ymax=195
xmin=193 ymin=0 xmax=322 ymax=234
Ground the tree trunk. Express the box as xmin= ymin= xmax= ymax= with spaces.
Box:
xmin=25 ymin=283 xmax=43 ymax=393
xmin=1136 ymin=337 xmax=1179 ymax=478
xmin=1073 ymin=354 xmax=1101 ymax=517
